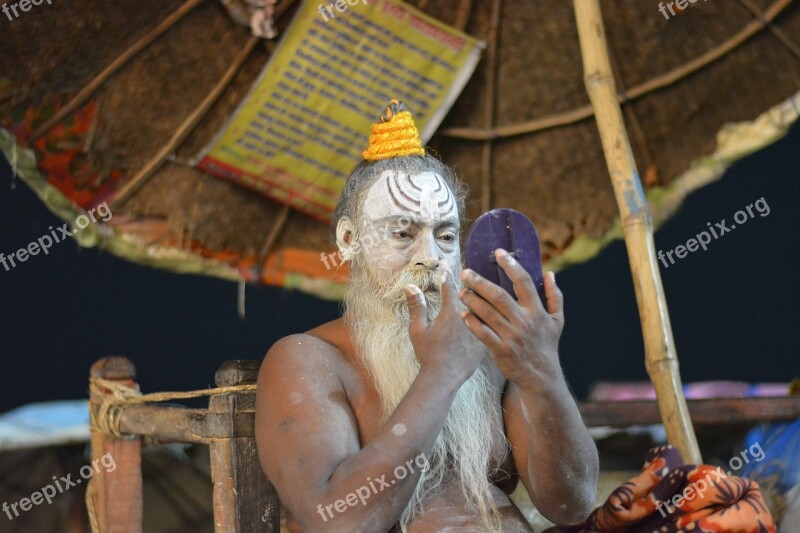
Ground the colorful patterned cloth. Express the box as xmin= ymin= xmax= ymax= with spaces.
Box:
xmin=546 ymin=444 xmax=775 ymax=533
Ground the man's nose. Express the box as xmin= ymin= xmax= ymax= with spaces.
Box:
xmin=415 ymin=258 xmax=440 ymax=270
xmin=413 ymin=232 xmax=440 ymax=270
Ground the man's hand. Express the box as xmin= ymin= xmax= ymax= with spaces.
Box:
xmin=458 ymin=248 xmax=564 ymax=392
xmin=458 ymin=248 xmax=598 ymax=524
xmin=405 ymin=267 xmax=484 ymax=384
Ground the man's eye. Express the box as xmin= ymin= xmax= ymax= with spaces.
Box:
xmin=438 ymin=233 xmax=456 ymax=243
xmin=392 ymin=230 xmax=411 ymax=239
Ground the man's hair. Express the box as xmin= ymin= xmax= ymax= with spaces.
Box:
xmin=330 ymin=154 xmax=468 ymax=242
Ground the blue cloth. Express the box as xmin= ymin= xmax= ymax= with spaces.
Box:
xmin=0 ymin=400 xmax=89 ymax=451
xmin=741 ymin=418 xmax=800 ymax=493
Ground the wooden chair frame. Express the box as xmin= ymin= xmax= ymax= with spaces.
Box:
xmin=87 ymin=355 xmax=800 ymax=532
xmin=88 ymin=356 xmax=278 ymax=533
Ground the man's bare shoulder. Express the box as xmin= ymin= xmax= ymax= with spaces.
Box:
xmin=259 ymin=318 xmax=352 ymax=380
xmin=306 ymin=317 xmax=352 ymax=354
xmin=255 ymin=319 xmax=364 ymax=524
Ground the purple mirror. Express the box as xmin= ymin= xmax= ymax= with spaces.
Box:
xmin=465 ymin=208 xmax=545 ymax=303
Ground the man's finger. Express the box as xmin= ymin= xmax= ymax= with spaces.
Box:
xmin=404 ymin=284 xmax=428 ymax=333
xmin=459 ymin=288 xmax=511 ymax=338
xmin=460 ymin=268 xmax=518 ymax=322
xmin=460 ymin=310 xmax=503 ymax=353
xmin=495 ymin=248 xmax=538 ymax=309
xmin=544 ymin=271 xmax=564 ymax=317
xmin=439 ymin=267 xmax=458 ymax=316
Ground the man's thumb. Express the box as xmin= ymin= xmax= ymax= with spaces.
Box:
xmin=404 ymin=284 xmax=428 ymax=331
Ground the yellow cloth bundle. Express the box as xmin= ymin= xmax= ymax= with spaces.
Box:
xmin=362 ymin=99 xmax=425 ymax=161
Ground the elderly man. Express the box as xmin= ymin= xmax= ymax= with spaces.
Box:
xmin=256 ymin=102 xmax=598 ymax=532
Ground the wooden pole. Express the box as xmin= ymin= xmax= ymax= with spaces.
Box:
xmin=89 ymin=357 xmax=143 ymax=532
xmin=209 ymin=360 xmax=279 ymax=532
xmin=573 ymin=0 xmax=701 ymax=464
xmin=453 ymin=0 xmax=473 ymax=30
xmin=480 ymin=0 xmax=502 ymax=213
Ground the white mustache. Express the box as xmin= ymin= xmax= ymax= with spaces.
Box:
xmin=382 ymin=268 xmax=442 ymax=303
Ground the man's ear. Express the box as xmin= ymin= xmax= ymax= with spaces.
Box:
xmin=336 ymin=216 xmax=356 ymax=261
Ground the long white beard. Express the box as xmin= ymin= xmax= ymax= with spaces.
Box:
xmin=344 ymin=255 xmax=507 ymax=531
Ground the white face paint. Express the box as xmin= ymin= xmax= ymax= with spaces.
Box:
xmin=342 ymin=172 xmax=504 ymax=532
xmin=354 ymin=171 xmax=461 ymax=281
xmin=361 ymin=170 xmax=457 ymax=223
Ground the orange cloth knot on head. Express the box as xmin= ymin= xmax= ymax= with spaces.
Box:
xmin=362 ymin=99 xmax=425 ymax=161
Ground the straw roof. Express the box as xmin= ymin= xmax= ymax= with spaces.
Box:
xmin=1 ymin=0 xmax=799 ymax=299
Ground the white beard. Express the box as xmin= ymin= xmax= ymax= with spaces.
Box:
xmin=344 ymin=254 xmax=507 ymax=531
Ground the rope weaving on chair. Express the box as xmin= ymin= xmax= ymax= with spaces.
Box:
xmin=86 ymin=378 xmax=259 ymax=532
xmin=89 ymin=377 xmax=257 ymax=438
xmin=85 ymin=477 xmax=100 ymax=533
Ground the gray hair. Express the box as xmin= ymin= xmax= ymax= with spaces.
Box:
xmin=330 ymin=154 xmax=468 ymax=242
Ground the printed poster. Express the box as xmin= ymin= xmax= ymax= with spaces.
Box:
xmin=198 ymin=0 xmax=485 ymax=221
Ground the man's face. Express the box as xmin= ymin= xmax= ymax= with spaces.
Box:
xmin=342 ymin=172 xmax=500 ymax=524
xmin=356 ymin=170 xmax=461 ymax=292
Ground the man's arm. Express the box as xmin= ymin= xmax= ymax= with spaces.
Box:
xmin=255 ymin=270 xmax=482 ymax=532
xmin=503 ymin=377 xmax=597 ymax=524
xmin=459 ymin=249 xmax=598 ymax=524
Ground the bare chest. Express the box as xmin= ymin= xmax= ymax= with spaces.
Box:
xmin=340 ymin=357 xmax=515 ymax=480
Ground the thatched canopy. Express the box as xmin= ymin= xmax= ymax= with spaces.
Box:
xmin=2 ymin=0 xmax=799 ymax=299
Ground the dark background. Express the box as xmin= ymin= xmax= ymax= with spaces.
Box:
xmin=1 ymin=124 xmax=798 ymax=413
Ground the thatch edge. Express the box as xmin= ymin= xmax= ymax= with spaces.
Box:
xmin=545 ymin=89 xmax=800 ymax=274
xmin=0 ymin=126 xmax=349 ymax=300
xmin=4 ymin=88 xmax=797 ymax=299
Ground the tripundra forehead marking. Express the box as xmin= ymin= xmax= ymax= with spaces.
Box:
xmin=362 ymin=171 xmax=456 ymax=222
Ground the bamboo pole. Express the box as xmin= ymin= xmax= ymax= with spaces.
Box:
xmin=573 ymin=0 xmax=701 ymax=464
